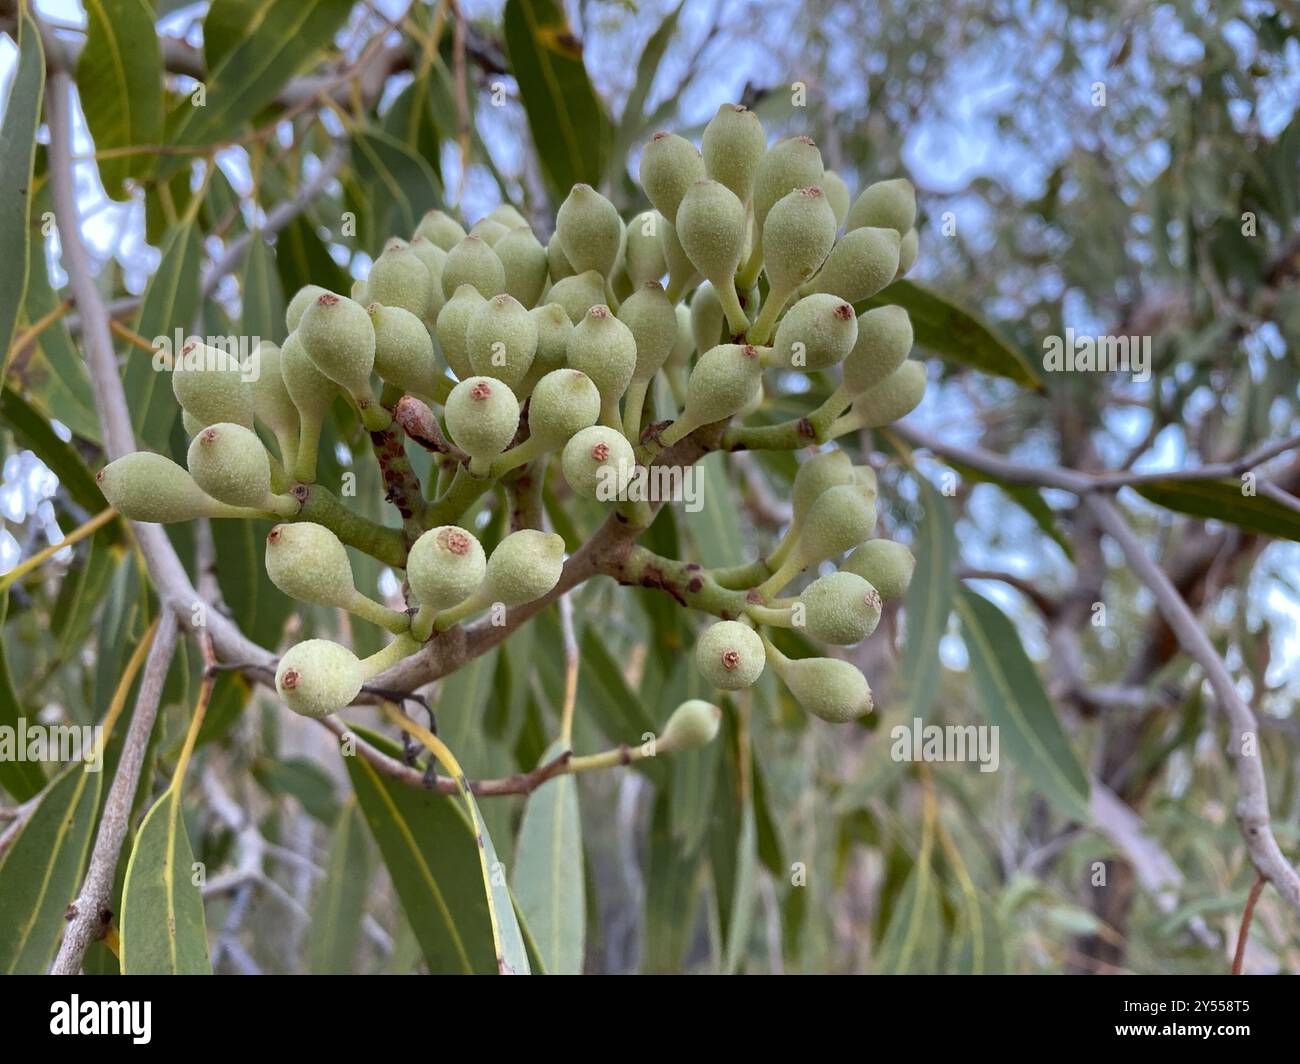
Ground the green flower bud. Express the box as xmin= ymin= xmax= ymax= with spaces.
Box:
xmin=350 ymin=277 xmax=369 ymax=304
xmin=669 ymin=303 xmax=693 ymax=368
xmin=793 ymin=449 xmax=855 ymax=522
xmin=854 ymin=464 xmax=879 ymax=501
xmin=561 ymin=425 xmax=636 ymax=500
xmin=484 ymin=529 xmax=565 ymax=606
xmin=529 ymin=302 xmax=574 ymax=377
xmin=811 ymin=226 xmax=900 ymax=304
xmin=845 ymin=178 xmax=916 ymax=235
xmin=801 ymin=571 xmax=882 ymax=645
xmin=695 ymin=620 xmax=765 ymax=690
xmin=843 ymin=539 xmax=915 ymax=602
xmin=265 ymin=522 xmax=356 ymax=609
xmin=842 ymin=306 xmax=913 ymax=395
xmin=661 ymin=343 xmax=763 ymax=446
xmin=248 ymin=341 xmax=299 ymax=463
xmin=415 ymin=209 xmax=467 ymax=251
xmin=566 ymin=305 xmax=637 ymax=426
xmin=659 ymin=698 xmax=722 ymax=751
xmin=556 ymin=184 xmax=622 ymax=278
xmin=496 ymin=226 xmax=549 ymax=308
xmin=676 ymin=179 xmax=750 ymax=334
xmin=466 ymin=293 xmax=538 ymax=390
xmin=660 ymin=218 xmax=700 ymax=302
xmin=436 ymin=284 xmax=487 ymax=381
xmin=286 ymin=285 xmax=329 ymax=333
xmin=771 ymin=293 xmax=858 ymax=370
xmin=759 ymin=482 xmax=876 ymax=597
xmin=702 ymin=103 xmax=766 ymax=204
xmin=823 ymin=170 xmax=851 ymax=227
xmin=97 ymin=452 xmax=252 ymax=522
xmin=280 ymin=329 xmax=335 ymax=423
xmin=297 ymin=292 xmax=377 ymax=400
xmin=370 ymin=303 xmax=439 ymax=398
xmin=366 ymin=241 xmax=432 ymax=319
xmin=527 ymin=369 xmax=600 ymax=447
xmin=441 ymin=235 xmax=505 ymax=300
xmin=444 ymin=375 xmax=520 ymax=472
xmin=617 ymin=281 xmax=678 ymax=382
xmin=639 ymin=131 xmax=706 ymax=224
xmin=896 ymin=227 xmax=919 ymax=279
xmin=469 ymin=217 xmax=510 ymax=246
xmin=763 ymin=187 xmax=838 ymax=295
xmin=409 ymin=236 xmax=449 ymax=323
xmin=769 ymin=648 xmax=872 ymax=723
xmin=625 ymin=210 xmax=667 ymax=285
xmin=407 ymin=525 xmax=487 ymax=611
xmin=546 ymin=269 xmax=606 ymax=324
xmin=275 ymin=639 xmax=364 ymax=718
xmin=488 ymin=204 xmax=529 ymax=229
xmin=547 ymin=232 xmax=575 ymax=281
xmin=753 ymin=136 xmax=824 ymax=243
xmin=850 ymin=360 xmax=926 ymax=427
xmin=172 ymin=341 xmax=254 ymax=429
xmin=690 ymin=282 xmax=725 ymax=354
xmin=182 ymin=410 xmax=203 ymax=437
xmin=187 ymin=422 xmax=289 ymax=513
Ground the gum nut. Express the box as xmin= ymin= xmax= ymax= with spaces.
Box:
xmin=753 ymin=135 xmax=824 ymax=230
xmin=275 ymin=639 xmax=364 ymax=718
xmin=496 ymin=226 xmax=549 ymax=308
xmin=556 ymin=183 xmax=623 ymax=277
xmin=280 ymin=329 xmax=336 ymax=421
xmin=367 ymin=242 xmax=433 ymax=317
xmin=801 ymin=571 xmax=882 ymax=645
xmin=617 ymin=281 xmax=678 ymax=379
xmin=441 ymin=235 xmax=506 ymax=300
xmin=683 ymin=343 xmax=764 ymax=426
xmin=625 ymin=210 xmax=668 ymax=285
xmin=777 ymin=655 xmax=873 ymax=723
xmin=791 ymin=449 xmax=855 ymax=523
xmin=843 ymin=539 xmax=916 ymax=602
xmin=466 ymin=293 xmax=539 ymax=390
xmin=436 ymin=284 xmax=488 ymax=381
xmin=529 ymin=302 xmax=574 ymax=374
xmin=528 ymin=369 xmax=601 ymax=446
xmin=761 ymin=187 xmax=838 ymax=293
xmin=286 ymin=284 xmax=329 ymax=332
xmin=297 ymin=292 xmax=376 ymax=396
xmin=171 ymin=341 xmax=254 ymax=429
xmin=546 ymin=269 xmax=606 ymax=324
xmin=249 ymin=341 xmax=298 ymax=437
xmin=660 ymin=699 xmax=723 ymax=750
xmin=771 ymin=293 xmax=858 ymax=371
xmin=565 ymin=305 xmax=637 ymax=404
xmin=97 ymin=452 xmax=227 ymax=523
xmin=639 ymin=131 xmax=706 ymax=224
xmin=265 ymin=522 xmax=356 ymax=608
xmin=407 ymin=525 xmax=487 ymax=611
xmin=702 ymin=103 xmax=766 ymax=203
xmin=797 ymin=483 xmax=878 ymax=566
xmin=695 ymin=620 xmax=765 ymax=690
xmin=676 ymin=179 xmax=747 ymax=282
xmin=845 ymin=178 xmax=916 ymax=235
xmin=186 ymin=423 xmax=273 ymax=509
xmin=444 ymin=375 xmax=520 ymax=461
xmin=415 ymin=208 xmax=467 ymax=251
xmin=370 ymin=303 xmax=437 ymax=396
xmin=484 ymin=529 xmax=566 ymax=606
xmin=851 ymin=361 xmax=927 ymax=427
xmin=811 ymin=226 xmax=901 ymax=304
xmin=561 ymin=425 xmax=634 ymax=499
xmin=842 ymin=306 xmax=913 ymax=395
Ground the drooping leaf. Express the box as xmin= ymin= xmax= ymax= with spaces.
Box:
xmin=0 ymin=762 xmax=101 ymax=973
xmin=1134 ymin=478 xmax=1300 ymax=543
xmin=119 ymin=783 xmax=213 ymax=974
xmin=0 ymin=7 xmax=43 ymax=366
xmin=309 ymin=798 xmax=372 ymax=974
xmin=955 ymin=586 xmax=1091 ymax=821
xmin=899 ymin=473 xmax=955 ymax=717
xmin=503 ymin=0 xmax=612 ymax=205
xmin=606 ymin=0 xmax=685 ymax=185
xmin=210 ymin=518 xmax=293 ymax=651
xmin=683 ymin=451 xmax=746 ymax=569
xmin=512 ymin=740 xmax=585 ymax=974
xmin=0 ymin=388 xmax=108 ymax=518
xmin=76 ymin=0 xmax=163 ymax=199
xmin=351 ymin=127 xmax=441 ymax=244
xmin=274 ymin=214 xmax=350 ymax=300
xmin=863 ymin=280 xmax=1042 ymax=390
xmin=241 ymin=234 xmax=287 ymax=345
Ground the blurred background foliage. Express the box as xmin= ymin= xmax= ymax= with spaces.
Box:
xmin=1 ymin=0 xmax=1299 ymax=974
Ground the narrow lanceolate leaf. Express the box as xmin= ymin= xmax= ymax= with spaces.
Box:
xmin=159 ymin=0 xmax=353 ymax=174
xmin=0 ymin=592 xmax=50 ymax=801
xmin=351 ymin=128 xmax=441 ymax=244
xmin=125 ymin=218 xmax=203 ymax=450
xmin=0 ymin=388 xmax=108 ymax=516
xmin=0 ymin=6 xmax=43 ymax=367
xmin=119 ymin=784 xmax=212 ymax=974
xmin=955 ymin=587 xmax=1091 ymax=821
xmin=0 ymin=764 xmax=102 ymax=973
xmin=1134 ymin=478 xmax=1300 ymax=543
xmin=607 ymin=0 xmax=685 ymax=184
xmin=899 ymin=473 xmax=955 ymax=717
xmin=503 ymin=0 xmax=612 ymax=205
xmin=344 ymin=730 xmax=497 ymax=974
xmin=513 ymin=740 xmax=585 ymax=974
xmin=459 ymin=785 xmax=531 ymax=975
xmin=241 ymin=235 xmax=286 ymax=346
xmin=862 ymin=280 xmax=1042 ymax=390
xmin=309 ymin=799 xmax=371 ymax=974
xmin=683 ymin=452 xmax=745 ymax=570
xmin=76 ymin=0 xmax=163 ymax=199
xmin=877 ymin=805 xmax=938 ymax=974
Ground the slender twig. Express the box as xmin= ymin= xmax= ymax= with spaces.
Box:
xmin=1084 ymin=494 xmax=1300 ymax=918
xmin=1232 ymin=875 xmax=1266 ymax=975
xmin=558 ymin=594 xmax=578 ymax=745
xmin=52 ymin=613 xmax=179 ymax=974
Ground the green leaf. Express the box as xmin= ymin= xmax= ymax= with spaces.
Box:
xmin=950 ymin=897 xmax=1005 ymax=975
xmin=682 ymin=451 xmax=745 ymax=569
xmin=457 ymin=783 xmax=532 ymax=975
xmin=274 ymin=214 xmax=350 ymax=300
xmin=863 ymin=280 xmax=1042 ymax=390
xmin=503 ymin=0 xmax=612 ymax=205
xmin=241 ymin=234 xmax=287 ymax=345
xmin=76 ymin=0 xmax=163 ymax=199
xmin=1134 ymin=478 xmax=1300 ymax=542
xmin=203 ymin=0 xmax=264 ymax=74
xmin=606 ymin=0 xmax=685 ymax=185
xmin=210 ymin=518 xmax=293 ymax=651
xmin=578 ymin=626 xmax=659 ymax=745
xmin=0 ymin=388 xmax=107 ymax=517
xmin=642 ymin=789 xmax=702 ymax=972
xmin=119 ymin=783 xmax=212 ymax=974
xmin=309 ymin=798 xmax=372 ymax=974
xmin=0 ymin=7 xmax=43 ymax=366
xmin=381 ymin=67 xmax=445 ymax=185
xmin=343 ymin=729 xmax=497 ymax=974
xmin=0 ymin=763 xmax=102 ymax=973
xmin=253 ymin=755 xmax=339 ymax=824
xmin=899 ymin=473 xmax=955 ymax=717
xmin=512 ymin=740 xmax=585 ymax=974
xmin=955 ymin=587 xmax=1091 ymax=820
xmin=351 ymin=127 xmax=441 ymax=244
xmin=160 ymin=0 xmax=353 ymax=172
xmin=125 ymin=217 xmax=203 ymax=450
xmin=876 ymin=840 xmax=941 ymax=973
